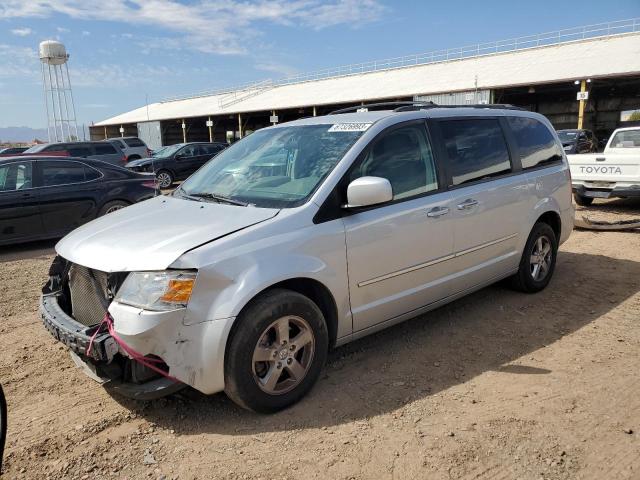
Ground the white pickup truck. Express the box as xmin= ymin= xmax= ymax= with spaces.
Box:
xmin=568 ymin=126 xmax=640 ymax=206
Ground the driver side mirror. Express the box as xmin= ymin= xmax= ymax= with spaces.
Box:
xmin=344 ymin=176 xmax=393 ymax=208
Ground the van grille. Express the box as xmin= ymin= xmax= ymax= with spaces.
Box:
xmin=68 ymin=264 xmax=109 ymax=327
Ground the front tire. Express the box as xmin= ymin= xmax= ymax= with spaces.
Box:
xmin=224 ymin=289 xmax=328 ymax=413
xmin=574 ymin=193 xmax=593 ymax=207
xmin=156 ymin=170 xmax=174 ymax=189
xmin=510 ymin=222 xmax=557 ymax=293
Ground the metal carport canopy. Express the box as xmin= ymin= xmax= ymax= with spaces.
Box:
xmin=94 ymin=32 xmax=640 ymax=127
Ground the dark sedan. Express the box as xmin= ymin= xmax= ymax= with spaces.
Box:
xmin=0 ymin=146 xmax=28 ymax=156
xmin=125 ymin=142 xmax=227 ymax=188
xmin=0 ymin=156 xmax=159 ymax=246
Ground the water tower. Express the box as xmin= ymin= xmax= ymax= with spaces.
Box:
xmin=39 ymin=40 xmax=79 ymax=142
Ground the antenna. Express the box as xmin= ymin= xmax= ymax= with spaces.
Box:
xmin=39 ymin=40 xmax=79 ymax=142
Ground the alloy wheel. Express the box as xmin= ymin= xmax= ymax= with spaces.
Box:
xmin=105 ymin=205 xmax=125 ymax=214
xmin=157 ymin=172 xmax=172 ymax=189
xmin=251 ymin=315 xmax=315 ymax=395
xmin=530 ymin=235 xmax=552 ymax=281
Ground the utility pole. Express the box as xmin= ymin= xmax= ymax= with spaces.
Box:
xmin=576 ymin=79 xmax=590 ymax=129
xmin=181 ymin=119 xmax=186 ymax=143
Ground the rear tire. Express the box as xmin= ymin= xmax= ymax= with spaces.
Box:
xmin=510 ymin=222 xmax=557 ymax=293
xmin=224 ymin=289 xmax=328 ymax=413
xmin=156 ymin=170 xmax=173 ymax=189
xmin=98 ymin=200 xmax=129 ymax=216
xmin=574 ymin=193 xmax=593 ymax=207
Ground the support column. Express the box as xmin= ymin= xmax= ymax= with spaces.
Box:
xmin=313 ymin=106 xmax=317 ymax=117
xmin=238 ymin=113 xmax=242 ymax=139
xmin=208 ymin=116 xmax=213 ymax=142
xmin=577 ymin=80 xmax=587 ymax=129
xmin=181 ymin=119 xmax=187 ymax=143
xmin=104 ymin=126 xmax=107 ymax=139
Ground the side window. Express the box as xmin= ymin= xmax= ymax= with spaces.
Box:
xmin=350 ymin=123 xmax=438 ymax=200
xmin=440 ymin=119 xmax=511 ymax=186
xmin=41 ymin=161 xmax=87 ymax=186
xmin=124 ymin=138 xmax=145 ymax=147
xmin=67 ymin=145 xmax=92 ymax=157
xmin=0 ymin=162 xmax=32 ymax=191
xmin=85 ymin=166 xmax=101 ymax=181
xmin=180 ymin=145 xmax=198 ymax=157
xmin=45 ymin=144 xmax=68 ymax=152
xmin=507 ymin=117 xmax=563 ymax=169
xmin=94 ymin=144 xmax=117 ymax=155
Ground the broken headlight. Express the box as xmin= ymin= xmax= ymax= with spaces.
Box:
xmin=114 ymin=270 xmax=196 ymax=311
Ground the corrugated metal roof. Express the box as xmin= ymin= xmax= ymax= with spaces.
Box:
xmin=95 ymin=32 xmax=640 ymax=127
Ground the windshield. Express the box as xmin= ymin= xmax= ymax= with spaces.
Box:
xmin=153 ymin=144 xmax=184 ymax=157
xmin=557 ymin=131 xmax=578 ymax=143
xmin=23 ymin=144 xmax=47 ymax=153
xmin=610 ymin=130 xmax=640 ymax=148
xmin=179 ymin=124 xmax=364 ymax=208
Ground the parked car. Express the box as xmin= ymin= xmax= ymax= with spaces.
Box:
xmin=23 ymin=141 xmax=126 ymax=165
xmin=557 ymin=129 xmax=598 ymax=154
xmin=106 ymin=136 xmax=151 ymax=161
xmin=0 ymin=156 xmax=158 ymax=246
xmin=0 ymin=146 xmax=28 ymax=155
xmin=40 ymin=104 xmax=573 ymax=412
xmin=567 ymin=126 xmax=640 ymax=205
xmin=125 ymin=142 xmax=228 ymax=188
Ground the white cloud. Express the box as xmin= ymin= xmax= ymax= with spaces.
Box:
xmin=81 ymin=30 xmax=90 ymax=36
xmin=56 ymin=26 xmax=70 ymax=33
xmin=255 ymin=60 xmax=299 ymax=77
xmin=10 ymin=27 xmax=32 ymax=36
xmin=0 ymin=44 xmax=39 ymax=78
xmin=0 ymin=0 xmax=386 ymax=55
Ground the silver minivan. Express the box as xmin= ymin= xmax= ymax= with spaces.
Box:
xmin=40 ymin=104 xmax=573 ymax=412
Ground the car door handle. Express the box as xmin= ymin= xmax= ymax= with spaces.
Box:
xmin=457 ymin=199 xmax=479 ymax=210
xmin=426 ymin=206 xmax=450 ymax=217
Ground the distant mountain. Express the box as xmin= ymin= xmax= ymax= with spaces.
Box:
xmin=0 ymin=126 xmax=48 ymax=143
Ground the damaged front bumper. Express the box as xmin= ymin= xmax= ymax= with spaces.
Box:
xmin=40 ymin=293 xmax=185 ymax=400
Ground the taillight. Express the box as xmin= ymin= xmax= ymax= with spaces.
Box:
xmin=121 ymin=155 xmax=128 ymax=164
xmin=146 ymin=148 xmax=152 ymax=157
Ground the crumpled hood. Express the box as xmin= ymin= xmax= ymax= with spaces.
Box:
xmin=56 ymin=195 xmax=279 ymax=272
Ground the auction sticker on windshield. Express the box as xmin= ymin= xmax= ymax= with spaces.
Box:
xmin=328 ymin=123 xmax=372 ymax=132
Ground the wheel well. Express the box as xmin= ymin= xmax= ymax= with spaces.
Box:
xmin=262 ymin=278 xmax=339 ymax=349
xmin=127 ymin=155 xmax=141 ymax=160
xmin=536 ymin=211 xmax=561 ymax=240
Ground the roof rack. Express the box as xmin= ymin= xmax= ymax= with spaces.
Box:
xmin=393 ymin=103 xmax=525 ymax=112
xmin=330 ymin=102 xmax=525 ymax=115
xmin=329 ymin=101 xmax=436 ymax=115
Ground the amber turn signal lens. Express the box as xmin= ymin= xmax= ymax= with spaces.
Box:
xmin=160 ymin=278 xmax=195 ymax=303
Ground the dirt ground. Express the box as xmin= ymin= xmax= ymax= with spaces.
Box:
xmin=1 ymin=198 xmax=639 ymax=480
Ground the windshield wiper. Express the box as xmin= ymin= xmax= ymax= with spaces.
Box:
xmin=188 ymin=192 xmax=250 ymax=207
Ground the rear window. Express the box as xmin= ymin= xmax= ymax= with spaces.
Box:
xmin=124 ymin=138 xmax=146 ymax=148
xmin=94 ymin=144 xmax=118 ymax=155
xmin=507 ymin=117 xmax=563 ymax=169
xmin=440 ymin=118 xmax=512 ymax=186
xmin=610 ymin=130 xmax=640 ymax=148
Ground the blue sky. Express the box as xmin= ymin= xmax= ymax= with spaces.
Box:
xmin=0 ymin=0 xmax=638 ymax=128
